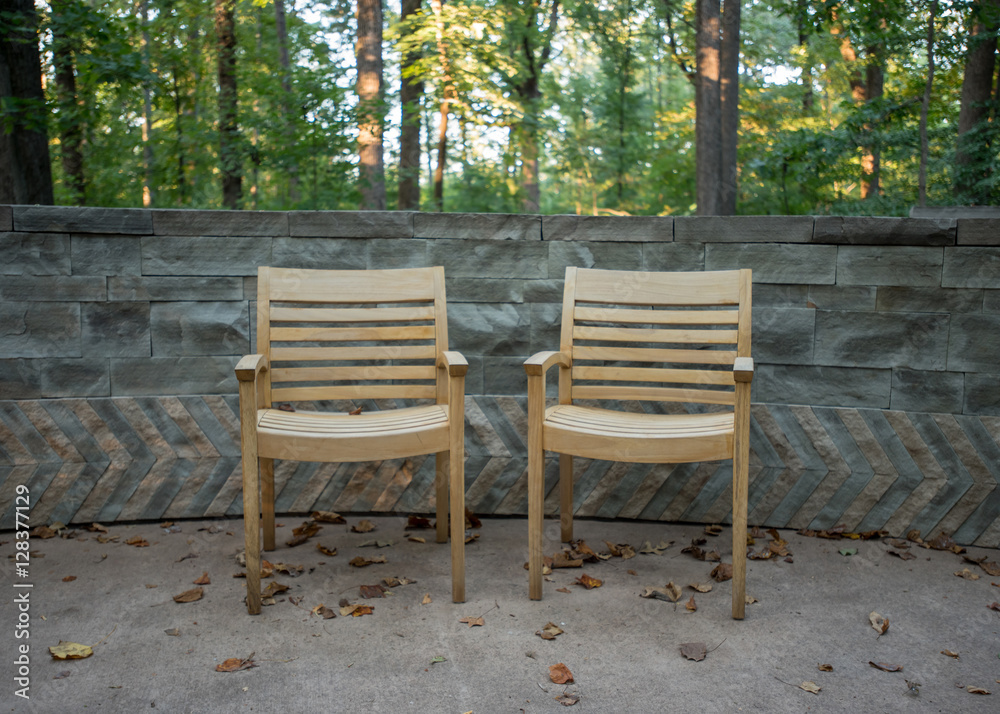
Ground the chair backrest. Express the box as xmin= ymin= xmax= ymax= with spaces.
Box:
xmin=561 ymin=267 xmax=751 ymax=407
xmin=256 ymin=266 xmax=449 ymax=406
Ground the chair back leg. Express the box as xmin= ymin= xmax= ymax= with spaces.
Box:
xmin=261 ymin=458 xmax=276 ymax=551
xmin=559 ymin=454 xmax=574 ymax=543
xmin=435 ymin=452 xmax=449 ymax=544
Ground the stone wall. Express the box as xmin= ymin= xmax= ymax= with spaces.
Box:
xmin=2 ymin=205 xmax=999 ymax=547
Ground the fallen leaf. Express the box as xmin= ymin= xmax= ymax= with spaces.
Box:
xmin=32 ymin=525 xmax=58 ymax=539
xmin=86 ymin=523 xmax=109 ymax=533
xmin=745 ymin=594 xmax=759 ymax=604
xmin=818 ymin=664 xmax=833 ymax=672
xmin=685 ymin=595 xmax=697 ymax=612
xmin=465 ymin=508 xmax=482 ymax=529
xmin=870 ymin=612 xmax=889 ymax=635
xmin=575 ymin=573 xmax=603 ymax=590
xmin=430 ymin=655 xmax=447 ymax=665
xmin=979 ymin=561 xmax=1000 ymax=577
xmin=549 ymin=663 xmax=574 ymax=684
xmin=260 ymin=582 xmax=289 ymax=598
xmin=62 ymin=575 xmax=76 ymax=582
xmin=351 ymin=520 xmax=376 ymax=533
xmin=311 ymin=511 xmax=345 ymax=524
xmin=96 ymin=535 xmax=119 ymax=544
xmin=941 ymin=650 xmax=960 ymax=659
xmin=360 ymin=584 xmax=386 ymax=599
xmin=679 ymin=642 xmax=707 ymax=661
xmin=312 ymin=604 xmax=336 ymax=619
xmin=552 ymin=552 xmax=584 ymax=569
xmin=348 ymin=405 xmax=363 ymax=415
xmin=555 ymin=692 xmax=580 ymax=706
xmin=988 ymin=602 xmax=1000 ymax=612
xmin=627 ymin=569 xmax=638 ymax=576
xmin=869 ymin=661 xmax=903 ymax=672
xmin=422 ymin=593 xmax=432 ymax=605
xmin=955 ymin=568 xmax=980 ymax=581
xmin=887 ymin=549 xmax=917 ymax=561
xmin=316 ymin=543 xmax=337 ymax=557
xmin=273 ymin=563 xmax=304 ymax=577
xmin=748 ymin=548 xmax=774 ymax=560
xmin=193 ymin=572 xmax=211 ymax=585
xmin=459 ymin=616 xmax=484 ymax=627
xmin=49 ymin=642 xmax=93 ymax=660
xmin=382 ymin=576 xmax=416 ymax=587
xmin=556 ymin=587 xmax=571 ymax=594
xmin=408 ymin=536 xmax=426 ymax=543
xmin=173 ymin=587 xmax=204 ymax=603
xmin=800 ymin=681 xmax=821 ymax=694
xmin=639 ymin=540 xmax=672 ymax=555
xmin=689 ymin=583 xmax=713 ymax=593
xmin=286 ymin=521 xmax=321 ymax=547
xmin=164 ymin=628 xmax=180 ymax=636
xmin=125 ymin=536 xmax=149 ymax=547
xmin=349 ymin=555 xmax=387 ymax=567
xmin=536 ymin=622 xmax=564 ymax=640
xmin=838 ymin=548 xmax=857 ymax=556
xmin=711 ymin=563 xmax=733 ymax=582
xmin=339 ymin=603 xmax=374 ymax=617
xmin=215 ymin=653 xmax=256 ymax=672
xmin=905 ymin=679 xmax=921 ymax=694
xmin=967 ymin=686 xmax=991 ymax=695
xmin=705 ymin=524 xmax=723 ymax=536
xmin=405 ymin=515 xmax=433 ymax=530
xmin=888 ymin=539 xmax=909 ymax=549
xmin=925 ymin=532 xmax=960 ymax=551
xmin=359 ymin=539 xmax=394 ymax=548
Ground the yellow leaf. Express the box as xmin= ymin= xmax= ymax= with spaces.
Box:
xmin=800 ymin=681 xmax=821 ymax=694
xmin=49 ymin=641 xmax=93 ymax=660
xmin=422 ymin=593 xmax=432 ymax=605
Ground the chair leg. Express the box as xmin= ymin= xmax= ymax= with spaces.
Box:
xmin=528 ymin=437 xmax=544 ymax=600
xmin=559 ymin=453 xmax=573 ymax=543
xmin=449 ymin=447 xmax=465 ymax=603
xmin=261 ymin=458 xmax=275 ymax=551
xmin=731 ymin=433 xmax=750 ymax=621
xmin=241 ymin=451 xmax=262 ymax=616
xmin=435 ymin=452 xmax=448 ymax=544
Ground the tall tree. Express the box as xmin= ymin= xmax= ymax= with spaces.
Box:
xmin=357 ymin=0 xmax=386 ymax=209
xmin=694 ymin=0 xmax=722 ymax=215
xmin=216 ymin=0 xmax=241 ymax=208
xmin=430 ymin=0 xmax=452 ymax=211
xmin=139 ymin=0 xmax=155 ymax=207
xmin=955 ymin=0 xmax=1000 ymax=202
xmin=275 ymin=0 xmax=300 ymax=204
xmin=719 ymin=0 xmax=740 ymax=214
xmin=399 ymin=0 xmax=423 ymax=210
xmin=51 ymin=0 xmax=86 ymax=205
xmin=0 ymin=0 xmax=53 ymax=204
xmin=918 ymin=0 xmax=937 ymax=207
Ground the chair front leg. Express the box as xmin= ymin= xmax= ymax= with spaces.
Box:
xmin=241 ymin=438 xmax=262 ymax=616
xmin=731 ymin=376 xmax=752 ymax=620
xmin=449 ymin=447 xmax=465 ymax=603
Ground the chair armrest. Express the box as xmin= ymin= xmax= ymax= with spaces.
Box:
xmin=524 ymin=350 xmax=571 ymax=377
xmin=235 ymin=354 xmax=268 ymax=382
xmin=733 ymin=356 xmax=754 ymax=383
xmin=437 ymin=351 xmax=469 ymax=378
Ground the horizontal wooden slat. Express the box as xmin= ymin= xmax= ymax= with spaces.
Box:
xmin=573 ymin=345 xmax=738 ymax=365
xmin=574 ymin=306 xmax=739 ymax=325
xmin=571 ymin=384 xmax=736 ymax=405
xmin=261 ymin=406 xmax=447 ymax=433
xmin=572 ymin=365 xmax=734 ymax=386
xmin=271 ymin=365 xmax=437 ymax=383
xmin=267 ymin=267 xmax=438 ymax=303
xmin=573 ymin=268 xmax=742 ymax=306
xmin=270 ymin=345 xmax=438 ymax=362
xmin=574 ymin=325 xmax=738 ymax=345
xmin=270 ymin=305 xmax=436 ymax=323
xmin=271 ymin=325 xmax=435 ymax=343
xmin=271 ymin=384 xmax=437 ymax=401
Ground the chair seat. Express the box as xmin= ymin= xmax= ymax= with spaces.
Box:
xmin=543 ymin=405 xmax=734 ymax=463
xmin=257 ymin=404 xmax=451 ymax=462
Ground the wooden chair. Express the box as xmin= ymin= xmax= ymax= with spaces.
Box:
xmin=524 ymin=267 xmax=753 ymax=619
xmin=236 ymin=266 xmax=467 ymax=615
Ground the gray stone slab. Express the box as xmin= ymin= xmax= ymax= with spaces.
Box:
xmin=947 ymin=314 xmax=1000 ymax=372
xmin=754 ymin=364 xmax=891 ymax=408
xmin=529 ymin=302 xmax=562 ymax=355
xmin=523 ymin=278 xmax=564 ymax=303
xmin=642 ymin=242 xmax=705 ymax=272
xmin=813 ymin=216 xmax=955 ymax=245
xmin=71 ymin=234 xmax=142 ymax=275
xmin=911 ymin=206 xmax=1000 ymax=218
xmin=271 ymin=237 xmax=367 ymax=270
xmin=837 ymin=246 xmax=943 ymax=286
xmin=428 ymin=240 xmax=548 ymax=278
xmin=141 ymin=236 xmax=271 ymax=276
xmin=807 ymin=285 xmax=878 ymax=311
xmin=675 ymin=215 xmax=814 ymax=243
xmin=0 ymin=360 xmax=41 ymax=398
xmin=0 ymin=205 xmax=11 ymax=231
xmin=447 ymin=303 xmax=530 ymax=357
xmin=963 ymin=373 xmax=1000 ymax=415
xmin=705 ymin=243 xmax=836 ymax=284
xmin=415 ymin=212 xmax=541 ymax=240
xmin=942 ymin=247 xmax=1000 ymax=288
xmin=482 ymin=356 xmax=528 ymax=395
xmin=889 ymin=369 xmax=964 ymax=413
xmin=876 ymin=287 xmax=983 ymax=313
xmin=752 ymin=285 xmax=809 ymax=308
xmin=108 ymin=276 xmax=244 ymax=302
xmin=82 ymin=303 xmax=151 ymax=357
xmin=0 ymin=302 xmax=81 ymax=358
xmin=542 ymin=215 xmax=672 ymax=242
xmin=110 ymin=357 xmax=239 ymax=396
xmin=0 ymin=232 xmax=71 ymax=275
xmin=752 ymin=307 xmax=815 ymax=365
xmin=0 ymin=358 xmax=111 ymax=399
xmin=150 ymin=302 xmax=249 ymax=357
xmin=460 ymin=354 xmax=484 ymax=396
xmin=243 ymin=276 xmax=257 ymax=301
xmin=445 ymin=278 xmax=524 ymax=303
xmin=814 ymin=310 xmax=949 ymax=370
xmin=956 ymin=219 xmax=1000 ymax=245
xmin=14 ymin=205 xmax=152 ymax=235
xmin=548 ymin=240 xmax=642 ymax=274
xmin=368 ymin=238 xmax=429 ymax=269
xmin=152 ymin=209 xmax=288 ymax=237
xmin=289 ymin=210 xmax=412 ymax=238
xmin=0 ymin=276 xmax=106 ymax=302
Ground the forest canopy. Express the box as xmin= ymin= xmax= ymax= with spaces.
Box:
xmin=1 ymin=0 xmax=999 ymax=216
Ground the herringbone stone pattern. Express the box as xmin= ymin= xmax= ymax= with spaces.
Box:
xmin=1 ymin=397 xmax=997 ymax=547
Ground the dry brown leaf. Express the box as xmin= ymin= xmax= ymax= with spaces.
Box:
xmin=360 ymin=584 xmax=386 ymax=599
xmin=62 ymin=575 xmax=76 ymax=582
xmin=125 ymin=536 xmax=149 ymax=547
xmin=459 ymin=616 xmax=484 ymax=627
xmin=408 ymin=536 xmax=426 ymax=543
xmin=552 ymin=552 xmax=585 ymax=569
xmin=349 ymin=555 xmax=386 ymax=567
xmin=421 ymin=593 xmax=432 ymax=605
xmin=351 ymin=520 xmax=376 ymax=533
xmin=800 ymin=681 xmax=821 ymax=695
xmin=679 ymin=642 xmax=707 ymax=661
xmin=869 ymin=661 xmax=903 ymax=672
xmin=941 ymin=649 xmax=960 ymax=659
xmin=988 ymin=602 xmax=1000 ymax=612
xmin=887 ymin=549 xmax=917 ymax=561
xmin=339 ymin=603 xmax=374 ymax=617
xmin=193 ymin=572 xmax=211 ymax=585
xmin=955 ymin=568 xmax=980 ymax=581
xmin=575 ymin=573 xmax=602 ymax=590
xmin=286 ymin=521 xmax=321 ymax=547
xmin=311 ymin=511 xmax=345 ymax=524
xmin=627 ymin=569 xmax=638 ymax=576
xmin=554 ymin=692 xmax=580 ymax=706
xmin=347 ymin=405 xmax=363 ymax=415
xmin=549 ymin=663 xmax=574 ymax=684
xmin=382 ymin=576 xmax=416 ymax=587
xmin=705 ymin=524 xmax=723 ymax=536
xmin=316 ymin=543 xmax=337 ymax=557
xmin=215 ymin=653 xmax=256 ymax=672
xmin=967 ymin=686 xmax=991 ymax=695
xmin=556 ymin=587 xmax=571 ymax=594
xmin=536 ymin=622 xmax=564 ymax=640
xmin=405 ymin=515 xmax=433 ymax=530
xmin=685 ymin=595 xmax=697 ymax=612
xmin=173 ymin=587 xmax=204 ymax=603
xmin=261 ymin=582 xmax=289 ymax=598
xmin=745 ymin=594 xmax=759 ymax=604
xmin=273 ymin=563 xmax=304 ymax=577
xmin=711 ymin=563 xmax=733 ymax=582
xmin=869 ymin=612 xmax=889 ymax=635
xmin=689 ymin=583 xmax=713 ymax=593
xmin=818 ymin=664 xmax=833 ymax=672
xmin=311 ymin=604 xmax=336 ymax=619
xmin=979 ymin=561 xmax=1000 ymax=577
xmin=49 ymin=641 xmax=93 ymax=660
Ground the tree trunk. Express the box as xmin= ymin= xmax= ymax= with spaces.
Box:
xmin=0 ymin=0 xmax=53 ymax=204
xmin=695 ymin=0 xmax=722 ymax=215
xmin=140 ymin=0 xmax=154 ymax=207
xmin=796 ymin=0 xmax=813 ymax=113
xmin=357 ymin=0 xmax=385 ymax=210
xmin=398 ymin=0 xmax=423 ymax=211
xmin=918 ymin=1 xmax=937 ymax=207
xmin=430 ymin=0 xmax=452 ymax=212
xmin=719 ymin=0 xmax=740 ymax=215
xmin=860 ymin=54 xmax=883 ymax=200
xmin=52 ymin=0 xmax=85 ymax=205
xmin=215 ymin=0 xmax=241 ymax=209
xmin=275 ymin=0 xmax=300 ymax=204
xmin=956 ymin=0 xmax=1000 ymax=201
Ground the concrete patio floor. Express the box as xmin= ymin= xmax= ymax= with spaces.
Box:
xmin=2 ymin=515 xmax=999 ymax=713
